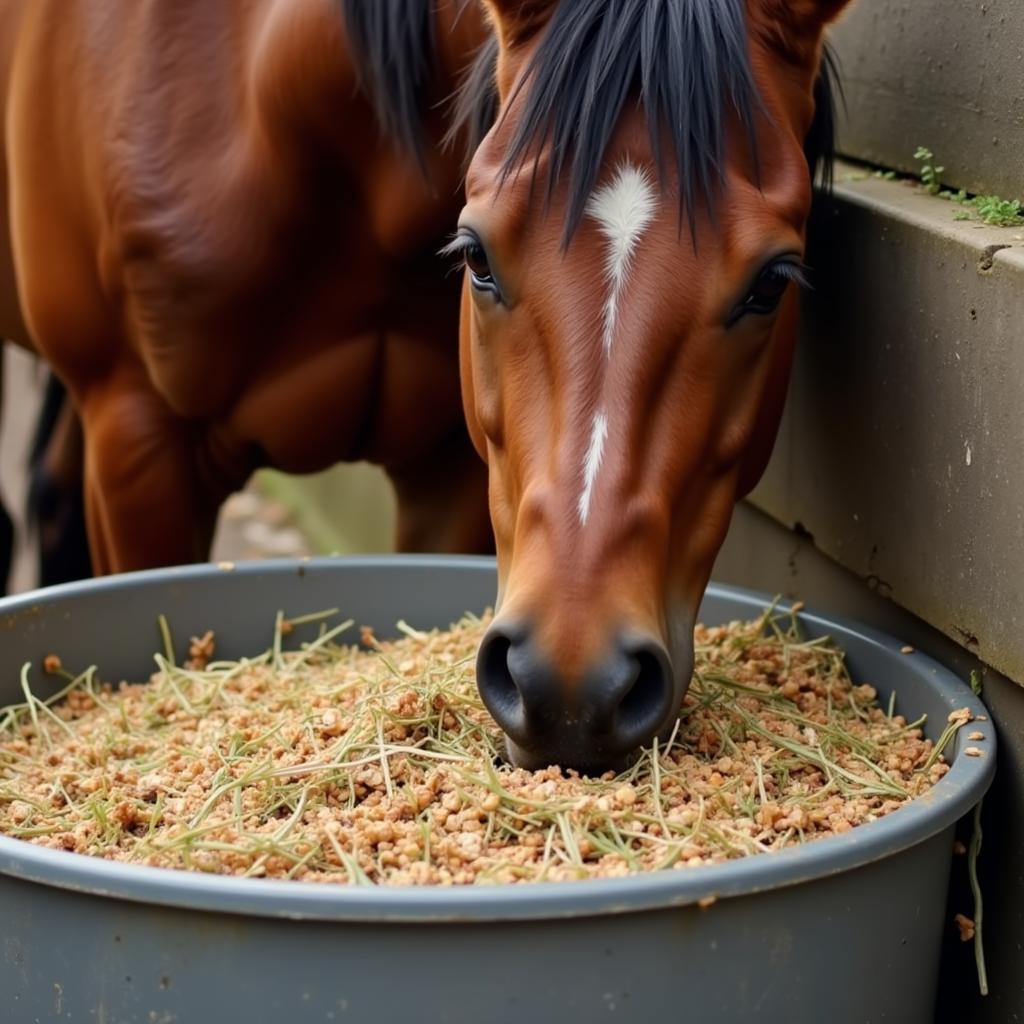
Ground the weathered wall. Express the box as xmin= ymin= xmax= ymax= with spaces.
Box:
xmin=750 ymin=167 xmax=1024 ymax=683
xmin=830 ymin=0 xmax=1024 ymax=199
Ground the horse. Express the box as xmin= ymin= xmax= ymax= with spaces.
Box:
xmin=0 ymin=0 xmax=494 ymax=581
xmin=455 ymin=0 xmax=852 ymax=772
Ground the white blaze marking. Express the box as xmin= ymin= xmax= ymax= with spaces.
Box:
xmin=576 ymin=164 xmax=656 ymax=526
xmin=586 ymin=163 xmax=657 ymax=358
xmin=577 ymin=411 xmax=609 ymax=525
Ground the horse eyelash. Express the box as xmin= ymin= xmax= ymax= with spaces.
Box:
xmin=769 ymin=260 xmax=812 ymax=291
xmin=438 ymin=231 xmax=475 ymax=261
xmin=438 ymin=231 xmax=478 ymax=278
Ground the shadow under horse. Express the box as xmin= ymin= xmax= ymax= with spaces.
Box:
xmin=0 ymin=0 xmax=494 ymax=587
xmin=27 ymin=373 xmax=91 ymax=587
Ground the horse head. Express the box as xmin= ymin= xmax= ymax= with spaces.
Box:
xmin=453 ymin=0 xmax=853 ymax=772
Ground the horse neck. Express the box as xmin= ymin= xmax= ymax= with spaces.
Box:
xmin=252 ymin=1 xmax=488 ymax=199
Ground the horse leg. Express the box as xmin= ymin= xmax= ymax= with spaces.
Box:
xmin=386 ymin=424 xmax=493 ymax=554
xmin=81 ymin=465 xmax=114 ymax=577
xmin=79 ymin=375 xmax=222 ymax=574
xmin=27 ymin=373 xmax=92 ymax=585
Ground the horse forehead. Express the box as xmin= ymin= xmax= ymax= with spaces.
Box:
xmin=466 ymin=126 xmax=804 ymax=284
xmin=465 ymin=94 xmax=655 ymax=200
xmin=583 ymin=163 xmax=666 ymax=298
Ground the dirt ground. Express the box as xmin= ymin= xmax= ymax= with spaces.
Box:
xmin=1 ymin=348 xmax=44 ymax=592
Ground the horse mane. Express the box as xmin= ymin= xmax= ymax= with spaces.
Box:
xmin=805 ymin=42 xmax=841 ymax=192
xmin=340 ymin=0 xmax=438 ymax=164
xmin=446 ymin=33 xmax=501 ymax=167
xmin=451 ymin=2 xmax=840 ymax=245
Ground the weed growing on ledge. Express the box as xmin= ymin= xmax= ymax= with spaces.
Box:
xmin=914 ymin=147 xmax=944 ymax=194
xmin=914 ymin=147 xmax=1024 ymax=227
xmin=970 ymin=195 xmax=1023 ymax=227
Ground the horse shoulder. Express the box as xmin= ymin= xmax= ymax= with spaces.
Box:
xmin=96 ymin=31 xmax=307 ymax=414
xmin=7 ymin=1 xmax=293 ymax=390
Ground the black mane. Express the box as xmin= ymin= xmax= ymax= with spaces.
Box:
xmin=453 ymin=1 xmax=840 ymax=244
xmin=447 ymin=33 xmax=501 ymax=166
xmin=806 ymin=43 xmax=841 ymax=192
xmin=341 ymin=0 xmax=437 ymax=164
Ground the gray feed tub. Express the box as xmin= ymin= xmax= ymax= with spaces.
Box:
xmin=0 ymin=556 xmax=994 ymax=1024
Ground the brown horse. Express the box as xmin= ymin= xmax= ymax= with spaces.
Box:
xmin=457 ymin=0 xmax=852 ymax=772
xmin=0 ymin=0 xmax=493 ymax=576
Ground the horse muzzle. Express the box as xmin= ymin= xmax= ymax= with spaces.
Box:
xmin=476 ymin=619 xmax=685 ymax=773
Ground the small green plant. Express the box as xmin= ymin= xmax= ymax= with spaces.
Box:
xmin=970 ymin=670 xmax=983 ymax=697
xmin=914 ymin=146 xmax=944 ymax=194
xmin=914 ymin=146 xmax=1024 ymax=227
xmin=972 ymin=195 xmax=1023 ymax=227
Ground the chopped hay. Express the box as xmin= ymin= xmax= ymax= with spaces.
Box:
xmin=0 ymin=605 xmax=968 ymax=886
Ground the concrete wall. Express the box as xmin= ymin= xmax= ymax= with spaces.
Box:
xmin=831 ymin=0 xmax=1024 ymax=199
xmin=751 ymin=167 xmax=1024 ymax=681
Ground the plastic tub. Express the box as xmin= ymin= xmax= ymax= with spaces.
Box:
xmin=0 ymin=557 xmax=994 ymax=1023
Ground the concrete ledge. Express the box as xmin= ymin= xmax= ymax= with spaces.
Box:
xmin=750 ymin=165 xmax=1024 ymax=682
xmin=830 ymin=0 xmax=1024 ymax=199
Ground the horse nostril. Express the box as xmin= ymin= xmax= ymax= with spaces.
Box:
xmin=476 ymin=625 xmax=527 ymax=742
xmin=606 ymin=640 xmax=675 ymax=752
xmin=477 ymin=623 xmax=564 ymax=745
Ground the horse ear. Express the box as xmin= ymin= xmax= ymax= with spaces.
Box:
xmin=482 ymin=0 xmax=557 ymax=49
xmin=806 ymin=0 xmax=855 ymax=25
xmin=762 ymin=0 xmax=854 ymax=33
xmin=757 ymin=0 xmax=853 ymax=62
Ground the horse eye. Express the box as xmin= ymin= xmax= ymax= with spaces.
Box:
xmin=464 ymin=243 xmax=494 ymax=288
xmin=739 ymin=266 xmax=792 ymax=318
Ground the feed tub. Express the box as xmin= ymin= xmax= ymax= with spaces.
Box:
xmin=0 ymin=557 xmax=994 ymax=1023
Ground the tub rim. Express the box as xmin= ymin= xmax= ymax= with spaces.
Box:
xmin=0 ymin=556 xmax=996 ymax=923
